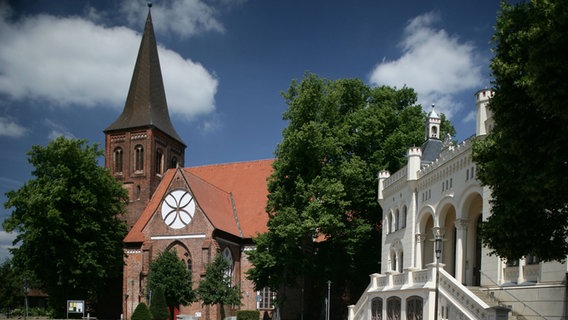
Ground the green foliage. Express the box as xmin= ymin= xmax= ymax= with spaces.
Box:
xmin=149 ymin=286 xmax=169 ymax=320
xmin=148 ymin=249 xmax=196 ymax=320
xmin=247 ymin=73 xmax=453 ymax=316
xmin=237 ymin=310 xmax=260 ymax=320
xmin=131 ymin=302 xmax=153 ymax=320
xmin=197 ymin=253 xmax=242 ymax=319
xmin=0 ymin=259 xmax=23 ymax=309
xmin=473 ymin=0 xmax=568 ymax=262
xmin=2 ymin=137 xmax=128 ymax=316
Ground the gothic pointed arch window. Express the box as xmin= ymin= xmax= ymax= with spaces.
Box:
xmin=113 ymin=147 xmax=123 ymax=174
xmin=222 ymin=247 xmax=234 ymax=284
xmin=135 ymin=145 xmax=144 ymax=172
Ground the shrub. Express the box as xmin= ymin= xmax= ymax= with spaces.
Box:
xmin=131 ymin=302 xmax=152 ymax=320
xmin=237 ymin=310 xmax=260 ymax=320
xmin=150 ymin=287 xmax=169 ymax=320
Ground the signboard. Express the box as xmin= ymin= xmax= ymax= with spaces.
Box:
xmin=67 ymin=300 xmax=85 ymax=318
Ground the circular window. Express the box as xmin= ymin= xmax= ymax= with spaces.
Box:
xmin=161 ymin=189 xmax=195 ymax=229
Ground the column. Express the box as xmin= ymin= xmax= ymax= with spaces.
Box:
xmin=454 ymin=219 xmax=468 ymax=284
xmin=517 ymin=257 xmax=526 ymax=284
xmin=415 ymin=234 xmax=426 ymax=269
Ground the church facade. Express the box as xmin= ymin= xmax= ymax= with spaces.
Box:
xmin=348 ymin=90 xmax=568 ymax=319
xmin=104 ymin=9 xmax=275 ymax=320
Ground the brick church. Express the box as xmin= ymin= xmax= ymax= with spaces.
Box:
xmin=103 ymin=8 xmax=274 ymax=320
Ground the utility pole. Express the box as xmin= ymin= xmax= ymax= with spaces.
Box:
xmin=326 ymin=280 xmax=331 ymax=320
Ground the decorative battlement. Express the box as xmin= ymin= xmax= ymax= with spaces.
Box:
xmin=378 ymin=170 xmax=391 ymax=180
xmin=407 ymin=147 xmax=422 ymax=156
xmin=475 ymin=89 xmax=494 ymax=103
xmin=418 ymin=136 xmax=474 ymax=178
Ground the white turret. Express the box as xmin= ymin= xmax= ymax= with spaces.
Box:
xmin=377 ymin=170 xmax=390 ymax=205
xmin=475 ymin=89 xmax=495 ymax=136
xmin=407 ymin=147 xmax=422 ymax=181
xmin=426 ymin=104 xmax=441 ymax=140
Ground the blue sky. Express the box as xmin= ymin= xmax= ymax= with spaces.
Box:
xmin=0 ymin=0 xmax=503 ymax=260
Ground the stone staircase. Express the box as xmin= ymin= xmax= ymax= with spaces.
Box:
xmin=468 ymin=287 xmax=521 ymax=320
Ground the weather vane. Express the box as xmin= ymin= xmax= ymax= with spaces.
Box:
xmin=147 ymin=1 xmax=152 ymax=8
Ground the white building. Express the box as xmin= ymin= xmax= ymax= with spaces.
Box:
xmin=348 ymin=89 xmax=567 ymax=320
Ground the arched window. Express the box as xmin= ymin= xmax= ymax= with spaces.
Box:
xmin=391 ymin=252 xmax=397 ymax=272
xmin=113 ymin=147 xmax=123 ymax=174
xmin=386 ymin=296 xmax=401 ymax=320
xmin=371 ymin=297 xmax=383 ymax=320
xmin=401 ymin=206 xmax=407 ymax=228
xmin=394 ymin=209 xmax=400 ymax=231
xmin=406 ymin=296 xmax=423 ymax=320
xmin=222 ymin=247 xmax=233 ymax=284
xmin=399 ymin=252 xmax=404 ymax=273
xmin=171 ymin=156 xmax=178 ymax=169
xmin=135 ymin=145 xmax=144 ymax=172
xmin=156 ymin=149 xmax=164 ymax=175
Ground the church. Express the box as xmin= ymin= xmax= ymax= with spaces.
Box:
xmin=347 ymin=90 xmax=568 ymax=319
xmin=103 ymin=8 xmax=275 ymax=320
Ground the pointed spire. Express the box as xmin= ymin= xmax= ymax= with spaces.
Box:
xmin=428 ymin=104 xmax=440 ymax=119
xmin=105 ymin=7 xmax=184 ymax=145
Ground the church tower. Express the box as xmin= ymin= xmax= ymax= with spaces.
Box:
xmin=104 ymin=6 xmax=186 ymax=228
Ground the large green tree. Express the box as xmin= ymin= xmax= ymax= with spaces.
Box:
xmin=473 ymin=0 xmax=568 ymax=262
xmin=197 ymin=253 xmax=241 ymax=319
xmin=147 ymin=249 xmax=196 ymax=320
xmin=247 ymin=73 xmax=453 ymax=318
xmin=2 ymin=137 xmax=127 ymax=316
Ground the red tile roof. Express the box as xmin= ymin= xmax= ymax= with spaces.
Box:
xmin=187 ymin=159 xmax=273 ymax=238
xmin=124 ymin=169 xmax=177 ymax=243
xmin=124 ymin=159 xmax=273 ymax=243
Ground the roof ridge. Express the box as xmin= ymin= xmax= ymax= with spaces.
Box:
xmin=188 ymin=158 xmax=274 ymax=169
xmin=182 ymin=167 xmax=232 ymax=195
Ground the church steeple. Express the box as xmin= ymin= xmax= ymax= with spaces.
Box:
xmin=104 ymin=6 xmax=186 ymax=228
xmin=105 ymin=8 xmax=184 ymax=145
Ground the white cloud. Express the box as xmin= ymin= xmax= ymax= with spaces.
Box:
xmin=0 ymin=4 xmax=218 ymax=119
xmin=0 ymin=117 xmax=27 ymax=138
xmin=369 ymin=12 xmax=483 ymax=118
xmin=0 ymin=230 xmax=17 ymax=262
xmin=44 ymin=119 xmax=75 ymax=140
xmin=119 ymin=0 xmax=225 ymax=38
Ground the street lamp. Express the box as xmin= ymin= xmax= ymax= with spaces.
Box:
xmin=433 ymin=228 xmax=443 ymax=320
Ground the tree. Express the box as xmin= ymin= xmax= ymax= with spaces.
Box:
xmin=0 ymin=258 xmax=23 ymax=311
xmin=131 ymin=302 xmax=153 ymax=320
xmin=147 ymin=249 xmax=196 ymax=320
xmin=197 ymin=253 xmax=242 ymax=319
xmin=472 ymin=0 xmax=568 ymax=262
xmin=2 ymin=137 xmax=128 ymax=316
xmin=247 ymin=73 xmax=454 ymax=318
xmin=149 ymin=286 xmax=169 ymax=320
